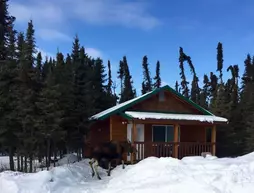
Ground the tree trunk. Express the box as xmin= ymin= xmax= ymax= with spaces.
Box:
xmin=21 ymin=156 xmax=23 ymax=172
xmin=63 ymin=146 xmax=67 ymax=155
xmin=53 ymin=141 xmax=56 ymax=167
xmin=38 ymin=152 xmax=42 ymax=163
xmin=17 ymin=154 xmax=20 ymax=171
xmin=8 ymin=146 xmax=15 ymax=171
xmin=29 ymin=154 xmax=33 ymax=173
xmin=45 ymin=141 xmax=48 ymax=169
xmin=47 ymin=137 xmax=51 ymax=171
xmin=24 ymin=156 xmax=27 ymax=173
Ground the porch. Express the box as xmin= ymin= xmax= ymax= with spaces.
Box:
xmin=133 ymin=141 xmax=215 ymax=161
xmin=123 ymin=112 xmax=219 ymax=163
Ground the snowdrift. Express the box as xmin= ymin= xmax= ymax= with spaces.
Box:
xmin=1 ymin=153 xmax=254 ymax=193
xmin=105 ymin=154 xmax=254 ymax=193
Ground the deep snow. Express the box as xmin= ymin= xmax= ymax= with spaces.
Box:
xmin=1 ymin=153 xmax=254 ymax=193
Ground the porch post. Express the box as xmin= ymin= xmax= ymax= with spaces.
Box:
xmin=131 ymin=121 xmax=137 ymax=164
xmin=173 ymin=123 xmax=179 ymax=158
xmin=211 ymin=125 xmax=216 ymax=156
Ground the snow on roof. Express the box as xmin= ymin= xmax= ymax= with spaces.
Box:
xmin=124 ymin=111 xmax=228 ymax=123
xmin=89 ymin=90 xmax=154 ymax=120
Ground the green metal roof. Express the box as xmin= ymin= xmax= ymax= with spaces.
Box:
xmin=89 ymin=85 xmax=214 ymax=121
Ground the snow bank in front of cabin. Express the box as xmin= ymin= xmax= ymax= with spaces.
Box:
xmin=0 ymin=158 xmax=109 ymax=193
xmin=1 ymin=153 xmax=254 ymax=193
xmin=104 ymin=154 xmax=254 ymax=193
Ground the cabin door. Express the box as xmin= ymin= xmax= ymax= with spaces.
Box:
xmin=127 ymin=123 xmax=144 ymax=161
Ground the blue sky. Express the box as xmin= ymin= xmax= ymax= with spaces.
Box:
xmin=9 ymin=0 xmax=254 ymax=95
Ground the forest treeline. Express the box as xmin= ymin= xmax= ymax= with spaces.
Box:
xmin=1 ymin=0 xmax=254 ymax=172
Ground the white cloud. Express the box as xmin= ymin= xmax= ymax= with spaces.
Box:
xmin=10 ymin=0 xmax=161 ymax=30
xmin=37 ymin=29 xmax=72 ymax=42
xmin=66 ymin=0 xmax=161 ymax=30
xmin=9 ymin=2 xmax=64 ymax=25
xmin=86 ymin=48 xmax=103 ymax=58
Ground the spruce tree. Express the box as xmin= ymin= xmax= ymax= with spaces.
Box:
xmin=16 ymin=20 xmax=39 ymax=172
xmin=141 ymin=55 xmax=152 ymax=94
xmin=240 ymin=55 xmax=254 ymax=154
xmin=153 ymin=60 xmax=161 ymax=89
xmin=117 ymin=60 xmax=124 ymax=96
xmin=16 ymin=32 xmax=25 ymax=64
xmin=36 ymin=65 xmax=65 ymax=170
xmin=0 ymin=0 xmax=18 ymax=171
xmin=209 ymin=72 xmax=218 ymax=110
xmin=217 ymin=42 xmax=224 ymax=84
xmin=199 ymin=75 xmax=209 ymax=109
xmin=226 ymin=64 xmax=243 ymax=155
xmin=179 ymin=47 xmax=199 ymax=100
xmin=179 ymin=47 xmax=189 ymax=98
xmin=119 ymin=56 xmax=135 ymax=103
xmin=106 ymin=60 xmax=117 ymax=106
xmin=107 ymin=60 xmax=113 ymax=94
xmin=0 ymin=0 xmax=12 ymax=61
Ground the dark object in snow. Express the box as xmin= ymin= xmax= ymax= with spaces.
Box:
xmin=88 ymin=140 xmax=137 ymax=180
xmin=201 ymin=152 xmax=212 ymax=158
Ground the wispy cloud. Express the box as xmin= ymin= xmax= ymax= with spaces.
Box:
xmin=10 ymin=0 xmax=161 ymax=31
xmin=37 ymin=29 xmax=72 ymax=42
xmin=66 ymin=0 xmax=161 ymax=30
xmin=9 ymin=2 xmax=64 ymax=26
xmin=86 ymin=48 xmax=103 ymax=58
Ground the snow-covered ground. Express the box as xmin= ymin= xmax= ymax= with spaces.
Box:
xmin=1 ymin=153 xmax=254 ymax=193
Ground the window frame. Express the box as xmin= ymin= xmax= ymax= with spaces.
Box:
xmin=152 ymin=124 xmax=177 ymax=142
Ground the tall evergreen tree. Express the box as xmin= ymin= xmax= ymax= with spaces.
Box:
xmin=117 ymin=60 xmax=124 ymax=96
xmin=106 ymin=60 xmax=117 ymax=106
xmin=36 ymin=64 xmax=65 ymax=170
xmin=0 ymin=0 xmax=13 ymax=61
xmin=141 ymin=55 xmax=152 ymax=94
xmin=179 ymin=47 xmax=189 ymax=98
xmin=239 ymin=55 xmax=254 ymax=154
xmin=107 ymin=60 xmax=113 ymax=94
xmin=179 ymin=47 xmax=199 ymax=101
xmin=16 ymin=20 xmax=39 ymax=172
xmin=209 ymin=72 xmax=218 ymax=110
xmin=0 ymin=0 xmax=18 ymax=171
xmin=199 ymin=74 xmax=209 ymax=109
xmin=153 ymin=60 xmax=161 ymax=89
xmin=119 ymin=56 xmax=135 ymax=103
xmin=217 ymin=42 xmax=224 ymax=84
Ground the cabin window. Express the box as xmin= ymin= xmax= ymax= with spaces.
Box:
xmin=158 ymin=91 xmax=165 ymax=102
xmin=152 ymin=125 xmax=175 ymax=142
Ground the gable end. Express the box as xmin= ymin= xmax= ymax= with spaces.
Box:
xmin=90 ymin=85 xmax=214 ymax=121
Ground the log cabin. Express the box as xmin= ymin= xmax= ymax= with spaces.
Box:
xmin=84 ymin=85 xmax=228 ymax=163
